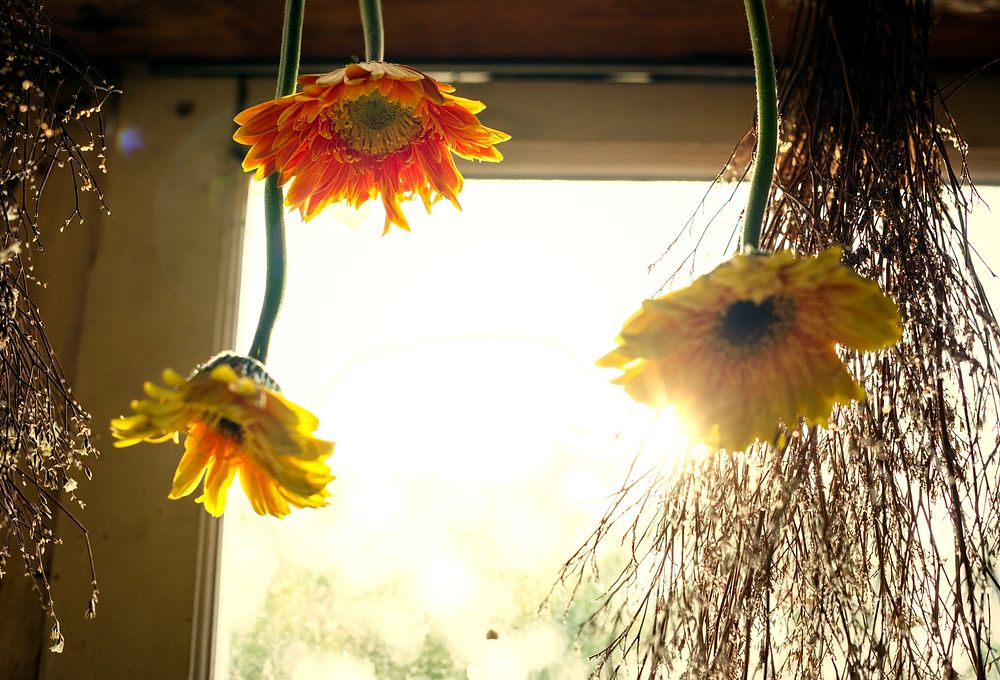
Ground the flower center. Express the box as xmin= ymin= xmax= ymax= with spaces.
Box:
xmin=713 ymin=295 xmax=795 ymax=356
xmin=216 ymin=417 xmax=245 ymax=444
xmin=332 ymin=92 xmax=420 ymax=157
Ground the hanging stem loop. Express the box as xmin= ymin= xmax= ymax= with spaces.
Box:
xmin=248 ymin=0 xmax=305 ymax=363
xmin=741 ymin=0 xmax=778 ymax=252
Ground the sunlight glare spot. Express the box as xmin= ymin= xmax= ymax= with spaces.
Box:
xmin=419 ymin=556 xmax=476 ymax=612
xmin=614 ymin=405 xmax=693 ymax=476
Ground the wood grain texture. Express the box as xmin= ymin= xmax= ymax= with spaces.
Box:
xmin=40 ymin=0 xmax=1000 ymax=65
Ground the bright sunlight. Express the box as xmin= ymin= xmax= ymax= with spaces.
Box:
xmin=214 ymin=178 xmax=1000 ymax=680
xmin=216 ymin=178 xmax=759 ymax=679
xmin=215 ymin=180 xmax=1000 ymax=680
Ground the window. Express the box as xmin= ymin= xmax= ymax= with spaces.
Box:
xmin=218 ymin=178 xmax=1000 ymax=678
xmin=215 ymin=178 xmax=747 ymax=679
xmin=30 ymin=71 xmax=1000 ymax=680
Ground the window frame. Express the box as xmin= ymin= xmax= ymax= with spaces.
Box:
xmin=25 ymin=68 xmax=1000 ymax=680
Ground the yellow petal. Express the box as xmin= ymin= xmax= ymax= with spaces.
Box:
xmin=169 ymin=433 xmax=215 ymax=499
xmin=599 ymin=247 xmax=902 ymax=449
xmin=198 ymin=457 xmax=237 ymax=517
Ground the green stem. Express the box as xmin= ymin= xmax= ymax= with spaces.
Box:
xmin=359 ymin=0 xmax=384 ymax=62
xmin=248 ymin=0 xmax=304 ymax=364
xmin=249 ymin=176 xmax=287 ymax=363
xmin=741 ymin=0 xmax=778 ymax=252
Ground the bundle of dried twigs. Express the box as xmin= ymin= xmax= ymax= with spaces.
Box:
xmin=0 ymin=0 xmax=114 ymax=650
xmin=560 ymin=1 xmax=1000 ymax=677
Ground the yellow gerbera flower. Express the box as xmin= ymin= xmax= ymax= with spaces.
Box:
xmin=599 ymin=247 xmax=902 ymax=451
xmin=233 ymin=61 xmax=510 ymax=234
xmin=111 ymin=353 xmax=335 ymax=518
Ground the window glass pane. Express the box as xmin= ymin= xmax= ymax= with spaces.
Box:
xmin=214 ymin=179 xmax=745 ymax=679
xmin=215 ymin=180 xmax=1000 ymax=679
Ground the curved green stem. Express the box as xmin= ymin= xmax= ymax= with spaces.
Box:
xmin=742 ymin=0 xmax=778 ymax=252
xmin=359 ymin=0 xmax=384 ymax=62
xmin=249 ymin=175 xmax=287 ymax=363
xmin=248 ymin=0 xmax=304 ymax=363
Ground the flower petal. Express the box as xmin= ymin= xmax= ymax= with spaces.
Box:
xmin=599 ymin=247 xmax=901 ymax=450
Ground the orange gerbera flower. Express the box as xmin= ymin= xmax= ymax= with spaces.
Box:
xmin=234 ymin=61 xmax=510 ymax=233
xmin=599 ymin=247 xmax=902 ymax=451
xmin=111 ymin=353 xmax=335 ymax=518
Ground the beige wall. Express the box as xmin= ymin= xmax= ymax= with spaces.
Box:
xmin=1 ymin=69 xmax=998 ymax=679
xmin=16 ymin=72 xmax=246 ymax=680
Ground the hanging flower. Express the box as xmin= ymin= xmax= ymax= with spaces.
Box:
xmin=111 ymin=353 xmax=335 ymax=518
xmin=234 ymin=61 xmax=510 ymax=233
xmin=598 ymin=247 xmax=902 ymax=451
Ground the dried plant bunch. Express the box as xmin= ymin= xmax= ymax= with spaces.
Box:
xmin=0 ymin=0 xmax=114 ymax=650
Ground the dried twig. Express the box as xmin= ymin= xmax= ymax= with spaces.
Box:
xmin=0 ymin=0 xmax=114 ymax=647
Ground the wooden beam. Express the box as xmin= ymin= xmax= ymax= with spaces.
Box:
xmin=41 ymin=0 xmax=1000 ymax=65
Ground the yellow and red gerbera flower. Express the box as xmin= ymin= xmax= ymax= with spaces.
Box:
xmin=111 ymin=353 xmax=335 ymax=518
xmin=599 ymin=247 xmax=902 ymax=451
xmin=234 ymin=61 xmax=510 ymax=233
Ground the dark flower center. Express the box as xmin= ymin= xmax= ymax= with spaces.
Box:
xmin=714 ymin=295 xmax=794 ymax=354
xmin=333 ymin=92 xmax=421 ymax=156
xmin=349 ymin=93 xmax=404 ymax=130
xmin=216 ymin=417 xmax=245 ymax=444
